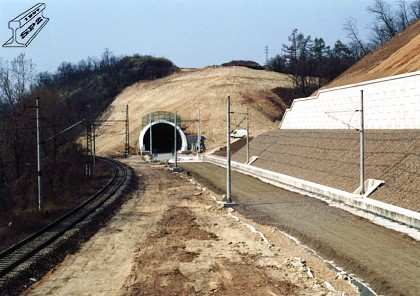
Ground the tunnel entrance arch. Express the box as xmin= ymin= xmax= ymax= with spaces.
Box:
xmin=139 ymin=119 xmax=188 ymax=154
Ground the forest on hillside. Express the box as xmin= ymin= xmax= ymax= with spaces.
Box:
xmin=267 ymin=0 xmax=420 ymax=96
xmin=0 ymin=51 xmax=177 ymax=216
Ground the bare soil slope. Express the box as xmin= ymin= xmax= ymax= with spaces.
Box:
xmin=232 ymin=129 xmax=420 ymax=212
xmin=95 ymin=67 xmax=293 ymax=154
xmin=26 ymin=158 xmax=355 ymax=296
xmin=327 ymin=20 xmax=420 ymax=88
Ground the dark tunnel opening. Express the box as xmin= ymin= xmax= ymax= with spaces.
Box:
xmin=144 ymin=123 xmax=183 ymax=154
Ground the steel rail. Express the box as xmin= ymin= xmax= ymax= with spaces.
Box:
xmin=0 ymin=157 xmax=128 ymax=280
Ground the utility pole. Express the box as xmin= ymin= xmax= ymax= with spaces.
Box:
xmin=197 ymin=109 xmax=201 ymax=157
xmin=35 ymin=97 xmax=42 ymax=212
xmin=149 ymin=113 xmax=153 ymax=159
xmin=85 ymin=105 xmax=92 ymax=177
xmin=226 ymin=96 xmax=232 ymax=204
xmin=125 ymin=104 xmax=129 ymax=158
xmin=85 ymin=123 xmax=92 ymax=177
xmin=246 ymin=107 xmax=250 ymax=164
xmin=174 ymin=111 xmax=178 ymax=167
xmin=91 ymin=123 xmax=96 ymax=175
xmin=359 ymin=90 xmax=365 ymax=195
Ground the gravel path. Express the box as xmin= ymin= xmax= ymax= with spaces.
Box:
xmin=23 ymin=158 xmax=355 ymax=296
xmin=181 ymin=162 xmax=420 ymax=296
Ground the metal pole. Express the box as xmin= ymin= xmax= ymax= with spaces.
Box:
xmin=174 ymin=111 xmax=178 ymax=167
xmin=360 ymin=90 xmax=365 ymax=195
xmin=149 ymin=113 xmax=153 ymax=158
xmin=86 ymin=105 xmax=92 ymax=177
xmin=35 ymin=97 xmax=42 ymax=212
xmin=91 ymin=123 xmax=96 ymax=174
xmin=197 ymin=109 xmax=201 ymax=157
xmin=86 ymin=124 xmax=91 ymax=177
xmin=226 ymin=96 xmax=232 ymax=203
xmin=246 ymin=107 xmax=250 ymax=164
xmin=125 ymin=104 xmax=129 ymax=158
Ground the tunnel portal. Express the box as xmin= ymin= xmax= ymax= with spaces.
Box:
xmin=139 ymin=119 xmax=188 ymax=154
xmin=143 ymin=122 xmax=183 ymax=153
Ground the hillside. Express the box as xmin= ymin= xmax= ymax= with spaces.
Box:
xmin=327 ymin=20 xmax=420 ymax=88
xmin=233 ymin=129 xmax=420 ymax=213
xmin=95 ymin=66 xmax=293 ymax=155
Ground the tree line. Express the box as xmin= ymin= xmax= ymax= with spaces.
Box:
xmin=347 ymin=0 xmax=420 ymax=50
xmin=267 ymin=0 xmax=420 ymax=96
xmin=267 ymin=32 xmax=357 ymax=96
xmin=0 ymin=51 xmax=177 ymax=216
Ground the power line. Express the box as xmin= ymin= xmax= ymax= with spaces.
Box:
xmin=42 ymin=120 xmax=85 ymax=144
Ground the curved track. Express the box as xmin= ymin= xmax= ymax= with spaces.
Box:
xmin=0 ymin=157 xmax=129 ymax=288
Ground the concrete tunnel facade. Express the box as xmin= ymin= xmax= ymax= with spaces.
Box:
xmin=138 ymin=119 xmax=188 ymax=154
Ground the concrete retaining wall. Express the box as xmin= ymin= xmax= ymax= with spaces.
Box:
xmin=202 ymin=154 xmax=420 ymax=230
xmin=280 ymin=71 xmax=420 ymax=129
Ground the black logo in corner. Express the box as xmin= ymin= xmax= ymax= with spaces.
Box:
xmin=3 ymin=3 xmax=49 ymax=48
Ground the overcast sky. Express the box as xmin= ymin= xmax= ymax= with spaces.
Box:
xmin=0 ymin=0 xmax=375 ymax=73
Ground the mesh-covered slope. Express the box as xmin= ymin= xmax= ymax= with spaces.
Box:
xmin=233 ymin=129 xmax=420 ymax=212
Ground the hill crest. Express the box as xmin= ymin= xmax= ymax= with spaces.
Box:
xmin=95 ymin=66 xmax=293 ymax=154
xmin=327 ymin=20 xmax=420 ymax=88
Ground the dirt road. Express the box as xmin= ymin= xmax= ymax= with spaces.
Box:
xmin=24 ymin=158 xmax=355 ymax=296
xmin=181 ymin=162 xmax=420 ymax=296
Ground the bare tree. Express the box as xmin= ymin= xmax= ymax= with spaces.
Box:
xmin=410 ymin=0 xmax=420 ymax=19
xmin=0 ymin=54 xmax=34 ymax=108
xmin=0 ymin=63 xmax=14 ymax=109
xmin=368 ymin=0 xmax=398 ymax=45
xmin=344 ymin=18 xmax=369 ymax=56
xmin=397 ymin=0 xmax=410 ymax=30
xmin=0 ymin=54 xmax=34 ymax=178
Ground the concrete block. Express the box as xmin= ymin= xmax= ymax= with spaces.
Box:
xmin=280 ymin=71 xmax=420 ymax=129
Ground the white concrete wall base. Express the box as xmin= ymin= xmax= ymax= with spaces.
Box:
xmin=201 ymin=155 xmax=420 ymax=236
xmin=280 ymin=71 xmax=420 ymax=129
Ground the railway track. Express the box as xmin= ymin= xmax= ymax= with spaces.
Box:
xmin=0 ymin=157 xmax=130 ymax=295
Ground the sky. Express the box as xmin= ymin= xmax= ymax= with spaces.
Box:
xmin=0 ymin=0 xmax=374 ymax=73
